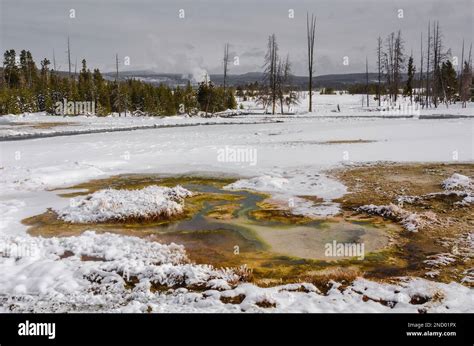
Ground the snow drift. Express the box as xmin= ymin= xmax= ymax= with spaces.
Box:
xmin=56 ymin=185 xmax=193 ymax=223
xmin=442 ymin=173 xmax=471 ymax=190
xmin=442 ymin=173 xmax=473 ymax=206
xmin=357 ymin=203 xmax=437 ymax=232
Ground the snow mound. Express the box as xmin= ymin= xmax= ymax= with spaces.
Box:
xmin=457 ymin=195 xmax=474 ymax=206
xmin=357 ymin=203 xmax=437 ymax=232
xmin=442 ymin=173 xmax=471 ymax=190
xmin=56 ymin=185 xmax=193 ymax=223
xmin=442 ymin=173 xmax=473 ymax=206
xmin=225 ymin=175 xmax=289 ymax=191
xmin=397 ymin=173 xmax=473 ymax=207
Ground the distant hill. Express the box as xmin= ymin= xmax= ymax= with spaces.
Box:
xmin=0 ymin=67 xmax=406 ymax=90
xmin=210 ymin=72 xmax=389 ymax=89
xmin=101 ymin=71 xmax=395 ymax=89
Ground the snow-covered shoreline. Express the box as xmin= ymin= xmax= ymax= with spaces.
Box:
xmin=1 ymin=230 xmax=472 ymax=313
xmin=2 ymin=93 xmax=473 ymax=141
xmin=0 ymin=113 xmax=280 ymax=141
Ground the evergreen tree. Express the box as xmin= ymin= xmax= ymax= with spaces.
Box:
xmin=225 ymin=88 xmax=237 ymax=109
xmin=441 ymin=60 xmax=457 ymax=103
xmin=93 ymin=68 xmax=110 ymax=115
xmin=0 ymin=48 xmax=236 ymax=116
xmin=38 ymin=58 xmax=52 ymax=111
xmin=403 ymin=55 xmax=416 ymax=103
xmin=3 ymin=49 xmax=20 ymax=88
xmin=78 ymin=59 xmax=93 ymax=101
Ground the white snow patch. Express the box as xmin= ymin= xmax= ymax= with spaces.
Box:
xmin=442 ymin=173 xmax=473 ymax=206
xmin=226 ymin=175 xmax=290 ymax=191
xmin=424 ymin=253 xmax=458 ymax=267
xmin=0 ymin=231 xmax=248 ymax=308
xmin=56 ymin=185 xmax=193 ymax=223
xmin=357 ymin=203 xmax=437 ymax=232
xmin=442 ymin=173 xmax=471 ymax=190
xmin=224 ymin=172 xmax=346 ymax=217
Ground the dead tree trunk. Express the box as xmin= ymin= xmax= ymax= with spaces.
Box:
xmin=419 ymin=32 xmax=423 ymax=108
xmin=116 ymin=53 xmax=121 ymax=117
xmin=459 ymin=39 xmax=464 ymax=100
xmin=366 ymin=56 xmax=369 ymax=107
xmin=377 ymin=37 xmax=382 ymax=106
xmin=67 ymin=37 xmax=72 ymax=79
xmin=306 ymin=13 xmax=316 ymax=112
xmin=223 ymin=43 xmax=229 ymax=95
xmin=426 ymin=21 xmax=431 ymax=108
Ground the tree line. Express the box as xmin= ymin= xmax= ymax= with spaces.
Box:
xmin=374 ymin=22 xmax=472 ymax=108
xmin=254 ymin=16 xmax=472 ymax=112
xmin=0 ymin=49 xmax=236 ymax=116
xmin=252 ymin=34 xmax=300 ymax=114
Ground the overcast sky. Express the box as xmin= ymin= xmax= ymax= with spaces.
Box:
xmin=1 ymin=0 xmax=472 ymax=77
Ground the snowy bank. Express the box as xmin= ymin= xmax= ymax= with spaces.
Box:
xmin=357 ymin=173 xmax=472 ymax=231
xmin=1 ymin=231 xmax=472 ymax=313
xmin=56 ymin=185 xmax=193 ymax=223
xmin=0 ymin=231 xmax=249 ymax=307
xmin=0 ymin=112 xmax=278 ymax=140
xmin=357 ymin=203 xmax=437 ymax=232
xmin=442 ymin=173 xmax=471 ymax=190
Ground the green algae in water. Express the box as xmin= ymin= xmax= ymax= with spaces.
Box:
xmin=25 ymin=174 xmax=399 ymax=284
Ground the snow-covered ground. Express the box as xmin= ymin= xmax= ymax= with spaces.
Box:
xmin=238 ymin=92 xmax=474 ymax=118
xmin=2 ymin=92 xmax=472 ymax=141
xmin=0 ymin=112 xmax=274 ymax=140
xmin=0 ymin=94 xmax=473 ymax=312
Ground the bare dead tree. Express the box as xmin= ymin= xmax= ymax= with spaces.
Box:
xmin=276 ymin=58 xmax=284 ymax=114
xmin=366 ymin=56 xmax=369 ymax=107
xmin=115 ymin=53 xmax=121 ymax=117
xmin=426 ymin=21 xmax=431 ymax=107
xmin=283 ymin=54 xmax=297 ymax=113
xmin=52 ymin=48 xmax=56 ymax=71
xmin=460 ymin=44 xmax=472 ymax=108
xmin=273 ymin=54 xmax=293 ymax=115
xmin=431 ymin=21 xmax=448 ymax=107
xmin=263 ymin=34 xmax=279 ymax=114
xmin=469 ymin=43 xmax=472 ymax=70
xmin=67 ymin=36 xmax=72 ymax=79
xmin=376 ymin=36 xmax=382 ymax=106
xmin=432 ymin=21 xmax=440 ymax=107
xmin=383 ymin=32 xmax=395 ymax=103
xmin=393 ymin=30 xmax=405 ymax=102
xmin=458 ymin=39 xmax=464 ymax=99
xmin=223 ymin=43 xmax=230 ymax=94
xmin=419 ymin=32 xmax=424 ymax=107
xmin=306 ymin=13 xmax=316 ymax=112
